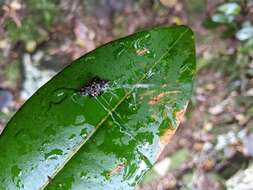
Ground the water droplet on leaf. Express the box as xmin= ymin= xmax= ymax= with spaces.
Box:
xmin=44 ymin=149 xmax=63 ymax=160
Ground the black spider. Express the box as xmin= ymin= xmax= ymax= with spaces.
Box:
xmin=79 ymin=78 xmax=109 ymax=97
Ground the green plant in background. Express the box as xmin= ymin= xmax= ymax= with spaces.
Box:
xmin=0 ymin=26 xmax=196 ymax=189
xmin=5 ymin=0 xmax=59 ymax=50
xmin=211 ymin=2 xmax=241 ymax=24
xmin=4 ymin=60 xmax=21 ymax=89
xmin=203 ymin=0 xmax=253 ymax=40
xmin=203 ymin=0 xmax=253 ymax=88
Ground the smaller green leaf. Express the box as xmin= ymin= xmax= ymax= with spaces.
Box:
xmin=202 ymin=17 xmax=221 ymax=29
xmin=217 ymin=2 xmax=241 ymax=16
xmin=211 ymin=13 xmax=234 ymax=24
xmin=236 ymin=22 xmax=253 ymax=41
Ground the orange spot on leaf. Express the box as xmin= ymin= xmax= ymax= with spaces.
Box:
xmin=157 ymin=103 xmax=188 ymax=158
xmin=136 ymin=48 xmax=149 ymax=56
xmin=159 ymin=128 xmax=176 ymax=147
xmin=110 ymin=163 xmax=125 ymax=176
xmin=148 ymin=93 xmax=166 ymax=105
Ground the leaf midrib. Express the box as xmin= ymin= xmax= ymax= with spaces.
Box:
xmin=41 ymin=27 xmax=189 ymax=190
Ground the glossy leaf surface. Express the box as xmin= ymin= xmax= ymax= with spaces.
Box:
xmin=0 ymin=26 xmax=196 ymax=190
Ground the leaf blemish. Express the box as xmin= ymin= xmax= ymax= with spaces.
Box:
xmin=109 ymin=163 xmax=125 ymax=176
xmin=47 ymin=176 xmax=52 ymax=183
xmin=148 ymin=93 xmax=166 ymax=105
xmin=79 ymin=78 xmax=109 ymax=97
xmin=136 ymin=48 xmax=149 ymax=56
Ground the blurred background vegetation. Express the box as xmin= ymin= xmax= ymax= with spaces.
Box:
xmin=0 ymin=0 xmax=253 ymax=189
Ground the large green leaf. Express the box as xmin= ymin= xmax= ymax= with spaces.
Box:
xmin=0 ymin=26 xmax=196 ymax=190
